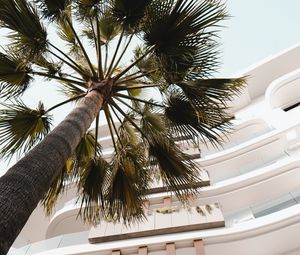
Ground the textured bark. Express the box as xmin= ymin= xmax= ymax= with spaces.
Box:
xmin=0 ymin=90 xmax=104 ymax=254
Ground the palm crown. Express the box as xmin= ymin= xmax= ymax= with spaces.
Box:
xmin=0 ymin=0 xmax=244 ymax=225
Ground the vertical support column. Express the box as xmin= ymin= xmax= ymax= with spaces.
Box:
xmin=139 ymin=246 xmax=148 ymax=255
xmin=112 ymin=250 xmax=121 ymax=255
xmin=166 ymin=242 xmax=176 ymax=255
xmin=144 ymin=199 xmax=150 ymax=214
xmin=194 ymin=239 xmax=205 ymax=255
xmin=163 ymin=196 xmax=172 ymax=206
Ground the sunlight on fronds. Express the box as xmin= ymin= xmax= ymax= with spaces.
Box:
xmin=73 ymin=131 xmax=102 ymax=172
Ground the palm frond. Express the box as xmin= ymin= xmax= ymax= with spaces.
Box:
xmin=59 ymin=82 xmax=87 ymax=99
xmin=177 ymin=78 xmax=246 ymax=106
xmin=82 ymin=11 xmax=121 ymax=46
xmin=143 ymin=0 xmax=227 ymax=82
xmin=0 ymin=101 xmax=52 ymax=159
xmin=73 ymin=131 xmax=102 ymax=173
xmin=164 ymin=93 xmax=231 ymax=147
xmin=134 ymin=46 xmax=163 ymax=83
xmin=0 ymin=51 xmax=32 ymax=99
xmin=0 ymin=0 xmax=48 ymax=57
xmin=57 ymin=17 xmax=77 ymax=46
xmin=140 ymin=106 xmax=200 ymax=201
xmin=105 ymin=144 xmax=149 ymax=223
xmin=33 ymin=55 xmax=62 ymax=76
xmin=111 ymin=0 xmax=153 ymax=30
xmin=35 ymin=0 xmax=71 ymax=21
xmin=78 ymin=156 xmax=109 ymax=224
xmin=41 ymin=163 xmax=70 ymax=215
xmin=75 ymin=0 xmax=103 ymax=20
xmin=98 ymin=11 xmax=121 ymax=44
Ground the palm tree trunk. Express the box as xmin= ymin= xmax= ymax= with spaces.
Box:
xmin=0 ymin=90 xmax=105 ymax=254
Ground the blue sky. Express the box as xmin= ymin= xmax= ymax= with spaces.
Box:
xmin=219 ymin=0 xmax=300 ymax=76
xmin=1 ymin=1 xmax=300 ymax=172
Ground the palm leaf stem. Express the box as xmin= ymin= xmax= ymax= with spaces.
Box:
xmin=105 ymin=28 xmax=125 ymax=78
xmin=104 ymin=44 xmax=108 ymax=73
xmin=108 ymin=103 xmax=122 ymax=125
xmin=110 ymin=100 xmax=149 ymax=141
xmin=45 ymin=94 xmax=86 ymax=113
xmin=65 ymin=16 xmax=97 ymax=77
xmin=47 ymin=49 xmax=87 ymax=77
xmin=103 ymin=107 xmax=117 ymax=151
xmin=117 ymin=83 xmax=160 ymax=91
xmin=62 ymin=73 xmax=85 ymax=81
xmin=115 ymin=93 xmax=164 ymax=107
xmin=106 ymin=106 xmax=123 ymax=148
xmin=95 ymin=16 xmax=104 ymax=79
xmin=48 ymin=42 xmax=86 ymax=75
xmin=109 ymin=33 xmax=134 ymax=78
xmin=89 ymin=17 xmax=98 ymax=61
xmin=114 ymin=47 xmax=155 ymax=80
xmin=31 ymin=71 xmax=86 ymax=87
xmin=113 ymin=47 xmax=155 ymax=81
xmin=116 ymin=71 xmax=157 ymax=85
xmin=94 ymin=113 xmax=100 ymax=156
xmin=114 ymin=96 xmax=142 ymax=116
xmin=119 ymin=70 xmax=143 ymax=80
xmin=123 ymin=81 xmax=158 ymax=85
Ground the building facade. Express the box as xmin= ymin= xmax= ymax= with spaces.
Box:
xmin=10 ymin=43 xmax=300 ymax=255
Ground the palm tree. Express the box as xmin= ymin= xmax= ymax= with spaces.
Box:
xmin=0 ymin=0 xmax=244 ymax=253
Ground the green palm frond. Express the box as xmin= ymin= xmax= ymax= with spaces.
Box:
xmin=0 ymin=0 xmax=48 ymax=57
xmin=143 ymin=0 xmax=227 ymax=82
xmin=105 ymin=145 xmax=149 ymax=223
xmin=111 ymin=0 xmax=153 ymax=30
xmin=42 ymin=131 xmax=101 ymax=217
xmin=59 ymin=82 xmax=86 ymax=99
xmin=164 ymin=93 xmax=231 ymax=147
xmin=0 ymin=101 xmax=52 ymax=158
xmin=177 ymin=78 xmax=246 ymax=106
xmin=33 ymin=55 xmax=62 ymax=76
xmin=134 ymin=47 xmax=163 ymax=83
xmin=140 ymin=107 xmax=200 ymax=200
xmin=118 ymin=120 xmax=139 ymax=146
xmin=98 ymin=12 xmax=121 ymax=44
xmin=0 ymin=51 xmax=32 ymax=99
xmin=147 ymin=136 xmax=200 ymax=201
xmin=78 ymin=156 xmax=109 ymax=224
xmin=73 ymin=131 xmax=102 ymax=172
xmin=75 ymin=0 xmax=103 ymax=20
xmin=57 ymin=17 xmax=76 ymax=46
xmin=82 ymin=11 xmax=121 ymax=46
xmin=42 ymin=163 xmax=70 ymax=215
xmin=35 ymin=0 xmax=71 ymax=20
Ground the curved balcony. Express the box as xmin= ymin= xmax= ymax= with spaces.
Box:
xmin=13 ymin=201 xmax=300 ymax=255
xmin=266 ymin=67 xmax=300 ymax=110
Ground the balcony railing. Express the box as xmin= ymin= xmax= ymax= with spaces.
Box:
xmin=89 ymin=203 xmax=224 ymax=244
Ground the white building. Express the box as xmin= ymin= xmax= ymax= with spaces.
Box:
xmin=10 ymin=43 xmax=300 ymax=255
